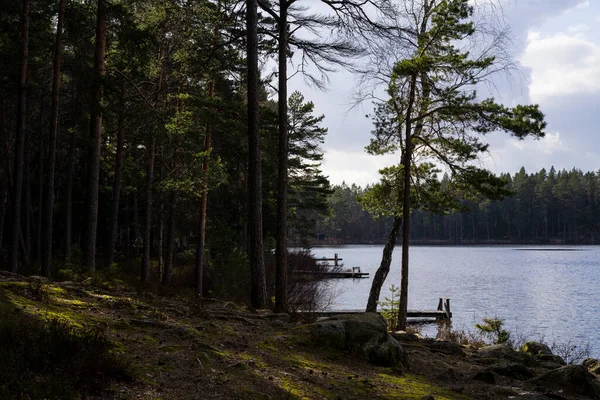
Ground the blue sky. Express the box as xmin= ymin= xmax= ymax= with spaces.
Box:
xmin=285 ymin=0 xmax=600 ymax=186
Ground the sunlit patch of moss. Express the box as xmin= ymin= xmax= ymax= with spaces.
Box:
xmin=2 ymin=292 xmax=105 ymax=328
xmin=141 ymin=335 xmax=158 ymax=344
xmin=278 ymin=377 xmax=331 ymax=400
xmin=376 ymin=373 xmax=471 ymax=400
xmin=290 ymin=354 xmax=333 ymax=373
xmin=160 ymin=345 xmax=185 ymax=353
xmin=53 ymin=298 xmax=89 ymax=308
xmin=44 ymin=285 xmax=68 ymax=296
xmin=238 ymin=352 xmax=268 ymax=369
xmin=0 ymin=281 xmax=28 ymax=290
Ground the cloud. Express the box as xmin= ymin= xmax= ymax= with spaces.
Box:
xmin=322 ymin=150 xmax=400 ymax=187
xmin=520 ymin=30 xmax=600 ymax=103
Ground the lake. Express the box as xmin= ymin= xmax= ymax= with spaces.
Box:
xmin=309 ymin=245 xmax=600 ymax=358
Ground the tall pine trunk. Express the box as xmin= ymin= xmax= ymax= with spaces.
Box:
xmin=194 ymin=80 xmax=214 ymax=296
xmin=274 ymin=0 xmax=289 ymax=313
xmin=366 ymin=216 xmax=402 ymax=312
xmin=396 ymin=74 xmax=417 ymax=331
xmin=85 ymin=0 xmax=106 ymax=272
xmin=0 ymin=177 xmax=7 ymax=251
xmin=36 ymin=102 xmax=44 ymax=264
xmin=9 ymin=0 xmax=29 ymax=272
xmin=107 ymin=80 xmax=126 ymax=266
xmin=163 ymin=191 xmax=176 ymax=286
xmin=41 ymin=0 xmax=65 ymax=276
xmin=246 ymin=0 xmax=268 ymax=308
xmin=64 ymin=63 xmax=80 ymax=262
xmin=23 ymin=116 xmax=32 ymax=264
xmin=140 ymin=136 xmax=155 ymax=283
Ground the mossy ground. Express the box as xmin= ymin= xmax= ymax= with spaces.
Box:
xmin=0 ymin=272 xmax=591 ymax=399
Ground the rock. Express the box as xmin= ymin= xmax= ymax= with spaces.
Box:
xmin=477 ymin=344 xmax=535 ymax=366
xmin=391 ymin=330 xmax=420 ymax=342
xmin=29 ymin=275 xmax=49 ymax=282
xmin=292 ymin=313 xmax=407 ymax=368
xmin=532 ymin=365 xmax=600 ymax=398
xmin=436 ymin=368 xmax=458 ymax=381
xmin=583 ymin=358 xmax=600 ymax=375
xmin=472 ymin=370 xmax=496 ymax=384
xmin=521 ymin=341 xmax=553 ymax=357
xmin=477 ymin=344 xmax=516 ymax=358
xmin=429 ymin=340 xmax=465 ymax=356
xmin=537 ymin=354 xmax=566 ymax=366
xmin=487 ymin=362 xmax=535 ymax=381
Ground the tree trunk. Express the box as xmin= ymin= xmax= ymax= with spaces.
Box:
xmin=36 ymin=104 xmax=44 ymax=264
xmin=41 ymin=0 xmax=65 ymax=277
xmin=366 ymin=216 xmax=401 ymax=312
xmin=195 ymin=80 xmax=214 ymax=296
xmin=85 ymin=0 xmax=106 ymax=272
xmin=0 ymin=177 xmax=7 ymax=250
xmin=247 ymin=0 xmax=268 ymax=308
xmin=9 ymin=0 xmax=29 ymax=272
xmin=133 ymin=193 xmax=140 ymax=257
xmin=23 ymin=115 xmax=32 ymax=264
xmin=397 ymin=74 xmax=417 ymax=331
xmin=274 ymin=0 xmax=289 ymax=313
xmin=157 ymin=189 xmax=163 ymax=279
xmin=107 ymin=80 xmax=126 ymax=266
xmin=140 ymin=136 xmax=155 ymax=283
xmin=163 ymin=191 xmax=176 ymax=286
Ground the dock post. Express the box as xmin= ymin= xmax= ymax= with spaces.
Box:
xmin=334 ymin=253 xmax=338 ymax=267
xmin=444 ymin=298 xmax=451 ymax=320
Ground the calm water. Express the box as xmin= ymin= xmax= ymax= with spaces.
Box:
xmin=310 ymin=245 xmax=600 ymax=357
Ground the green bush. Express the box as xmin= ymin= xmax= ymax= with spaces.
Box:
xmin=0 ymin=312 xmax=130 ymax=399
xmin=379 ymin=285 xmax=401 ymax=330
xmin=475 ymin=317 xmax=510 ymax=344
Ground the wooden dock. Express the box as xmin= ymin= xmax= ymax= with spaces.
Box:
xmin=294 ymin=268 xmax=369 ymax=279
xmin=295 ymin=253 xmax=369 ymax=278
xmin=300 ymin=298 xmax=452 ymax=321
xmin=316 ymin=253 xmax=343 ymax=267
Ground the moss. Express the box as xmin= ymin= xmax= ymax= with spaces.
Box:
xmin=160 ymin=345 xmax=184 ymax=353
xmin=290 ymin=354 xmax=333 ymax=373
xmin=376 ymin=373 xmax=471 ymax=400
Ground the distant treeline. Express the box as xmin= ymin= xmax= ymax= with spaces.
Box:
xmin=314 ymin=167 xmax=600 ymax=245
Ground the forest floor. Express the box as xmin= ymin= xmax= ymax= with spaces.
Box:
xmin=0 ymin=271 xmax=598 ymax=400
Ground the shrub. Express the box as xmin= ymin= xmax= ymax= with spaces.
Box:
xmin=475 ymin=317 xmax=510 ymax=344
xmin=379 ymin=285 xmax=400 ymax=330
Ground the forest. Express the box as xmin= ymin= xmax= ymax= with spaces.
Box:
xmin=0 ymin=0 xmax=344 ymax=306
xmin=0 ymin=0 xmax=552 ymax=313
xmin=317 ymin=167 xmax=600 ymax=245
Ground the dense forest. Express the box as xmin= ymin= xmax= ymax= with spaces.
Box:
xmin=0 ymin=0 xmax=572 ymax=311
xmin=317 ymin=167 xmax=600 ymax=245
xmin=0 ymin=0 xmax=341 ymax=306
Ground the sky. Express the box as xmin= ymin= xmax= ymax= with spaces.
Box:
xmin=285 ymin=0 xmax=600 ymax=187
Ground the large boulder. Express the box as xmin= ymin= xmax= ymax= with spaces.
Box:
xmin=520 ymin=341 xmax=566 ymax=366
xmin=521 ymin=341 xmax=553 ymax=357
xmin=476 ymin=343 xmax=535 ymax=366
xmin=292 ymin=313 xmax=407 ymax=368
xmin=532 ymin=365 xmax=600 ymax=398
xmin=583 ymin=358 xmax=600 ymax=375
xmin=487 ymin=362 xmax=535 ymax=381
xmin=428 ymin=340 xmax=466 ymax=356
